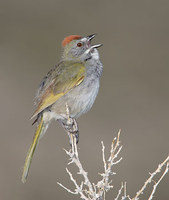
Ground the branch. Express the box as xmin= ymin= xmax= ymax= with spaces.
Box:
xmin=57 ymin=105 xmax=169 ymax=199
xmin=148 ymin=162 xmax=169 ymax=200
xmin=57 ymin=131 xmax=169 ymax=200
xmin=57 ymin=130 xmax=123 ymax=200
xmin=132 ymin=155 xmax=169 ymax=200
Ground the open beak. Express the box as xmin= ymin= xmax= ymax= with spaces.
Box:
xmin=87 ymin=34 xmax=96 ymax=41
xmin=86 ymin=34 xmax=103 ymax=49
xmin=91 ymin=44 xmax=103 ymax=49
xmin=85 ymin=43 xmax=103 ymax=55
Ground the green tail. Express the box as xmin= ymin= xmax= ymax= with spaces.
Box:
xmin=22 ymin=116 xmax=45 ymax=183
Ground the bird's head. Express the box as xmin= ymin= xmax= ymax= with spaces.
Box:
xmin=62 ymin=34 xmax=102 ymax=61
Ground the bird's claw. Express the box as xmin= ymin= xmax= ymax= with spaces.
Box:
xmin=66 ymin=118 xmax=79 ymax=145
xmin=58 ymin=117 xmax=79 ymax=145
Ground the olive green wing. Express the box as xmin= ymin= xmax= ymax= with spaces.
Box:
xmin=31 ymin=62 xmax=86 ymax=119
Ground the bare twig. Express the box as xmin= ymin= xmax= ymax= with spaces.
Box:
xmin=97 ymin=130 xmax=123 ymax=196
xmin=57 ymin=105 xmax=169 ymax=199
xmin=114 ymin=182 xmax=124 ymax=200
xmin=132 ymin=155 xmax=169 ymax=200
xmin=57 ymin=128 xmax=123 ymax=200
xmin=148 ymin=162 xmax=169 ymax=200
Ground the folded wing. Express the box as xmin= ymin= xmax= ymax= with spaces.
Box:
xmin=31 ymin=62 xmax=86 ymax=119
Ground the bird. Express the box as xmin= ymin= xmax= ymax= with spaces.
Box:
xmin=22 ymin=34 xmax=103 ymax=183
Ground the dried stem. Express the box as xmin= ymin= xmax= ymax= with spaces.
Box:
xmin=114 ymin=182 xmax=124 ymax=200
xmin=132 ymin=155 xmax=169 ymax=200
xmin=57 ymin=106 xmax=169 ymax=199
xmin=57 ymin=130 xmax=169 ymax=200
xmin=148 ymin=162 xmax=169 ymax=200
xmin=57 ymin=127 xmax=123 ymax=200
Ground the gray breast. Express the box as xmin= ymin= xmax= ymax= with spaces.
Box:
xmin=51 ymin=59 xmax=103 ymax=119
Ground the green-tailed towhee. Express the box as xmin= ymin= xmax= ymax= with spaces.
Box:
xmin=22 ymin=34 xmax=103 ymax=183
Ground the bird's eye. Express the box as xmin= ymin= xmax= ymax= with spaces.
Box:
xmin=77 ymin=42 xmax=82 ymax=47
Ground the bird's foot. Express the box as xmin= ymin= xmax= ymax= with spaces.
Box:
xmin=58 ymin=117 xmax=79 ymax=145
xmin=68 ymin=131 xmax=79 ymax=146
xmin=64 ymin=103 xmax=79 ymax=144
xmin=66 ymin=118 xmax=79 ymax=145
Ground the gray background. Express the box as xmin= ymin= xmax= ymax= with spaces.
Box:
xmin=0 ymin=0 xmax=169 ymax=199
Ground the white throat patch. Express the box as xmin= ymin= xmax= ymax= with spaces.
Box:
xmin=91 ymin=49 xmax=99 ymax=60
xmin=84 ymin=48 xmax=100 ymax=60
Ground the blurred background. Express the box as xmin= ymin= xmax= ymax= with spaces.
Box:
xmin=0 ymin=0 xmax=169 ymax=199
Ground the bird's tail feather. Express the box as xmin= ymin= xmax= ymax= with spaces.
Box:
xmin=22 ymin=115 xmax=46 ymax=183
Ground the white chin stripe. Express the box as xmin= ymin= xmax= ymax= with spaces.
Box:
xmin=84 ymin=47 xmax=100 ymax=60
xmin=91 ymin=50 xmax=99 ymax=60
xmin=84 ymin=48 xmax=91 ymax=55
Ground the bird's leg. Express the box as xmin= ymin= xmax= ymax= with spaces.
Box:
xmin=57 ymin=104 xmax=79 ymax=145
xmin=58 ymin=118 xmax=79 ymax=145
xmin=65 ymin=103 xmax=79 ymax=144
xmin=64 ymin=117 xmax=79 ymax=145
xmin=69 ymin=118 xmax=79 ymax=144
